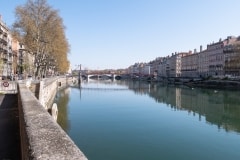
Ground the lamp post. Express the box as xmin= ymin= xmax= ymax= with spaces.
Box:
xmin=78 ymin=64 xmax=81 ymax=84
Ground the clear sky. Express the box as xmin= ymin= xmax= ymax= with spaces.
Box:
xmin=1 ymin=0 xmax=240 ymax=70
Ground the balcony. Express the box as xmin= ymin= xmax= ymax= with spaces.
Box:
xmin=3 ymin=49 xmax=7 ymax=54
xmin=3 ymin=32 xmax=7 ymax=37
xmin=0 ymin=37 xmax=7 ymax=44
xmin=1 ymin=54 xmax=8 ymax=60
xmin=8 ymin=59 xmax=13 ymax=64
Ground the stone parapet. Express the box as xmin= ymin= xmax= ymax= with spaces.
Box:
xmin=18 ymin=83 xmax=87 ymax=160
xmin=39 ymin=77 xmax=58 ymax=109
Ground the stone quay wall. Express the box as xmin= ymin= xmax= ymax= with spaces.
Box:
xmin=38 ymin=77 xmax=58 ymax=109
xmin=17 ymin=77 xmax=87 ymax=160
xmin=28 ymin=76 xmax=71 ymax=109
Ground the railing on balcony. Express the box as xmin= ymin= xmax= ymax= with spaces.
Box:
xmin=8 ymin=58 xmax=13 ymax=64
xmin=1 ymin=54 xmax=8 ymax=59
xmin=0 ymin=36 xmax=7 ymax=42
xmin=3 ymin=32 xmax=7 ymax=37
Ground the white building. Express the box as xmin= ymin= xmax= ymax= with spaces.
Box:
xmin=158 ymin=57 xmax=170 ymax=78
xmin=0 ymin=16 xmax=13 ymax=79
xmin=169 ymin=52 xmax=189 ymax=77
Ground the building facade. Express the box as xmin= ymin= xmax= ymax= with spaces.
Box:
xmin=127 ymin=36 xmax=240 ymax=79
xmin=223 ymin=36 xmax=240 ymax=76
xmin=1 ymin=16 xmax=35 ymax=80
xmin=181 ymin=51 xmax=198 ymax=78
xmin=207 ymin=40 xmax=225 ymax=76
xmin=158 ymin=56 xmax=170 ymax=78
xmin=0 ymin=17 xmax=13 ymax=79
xmin=169 ymin=52 xmax=189 ymax=78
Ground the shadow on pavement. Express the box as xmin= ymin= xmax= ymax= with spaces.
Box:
xmin=0 ymin=94 xmax=21 ymax=160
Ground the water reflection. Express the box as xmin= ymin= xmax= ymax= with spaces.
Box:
xmin=129 ymin=81 xmax=240 ymax=133
xmin=120 ymin=81 xmax=240 ymax=133
xmin=55 ymin=87 xmax=71 ymax=132
xmin=56 ymin=80 xmax=240 ymax=134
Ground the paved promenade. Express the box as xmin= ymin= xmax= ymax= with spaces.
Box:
xmin=0 ymin=94 xmax=21 ymax=160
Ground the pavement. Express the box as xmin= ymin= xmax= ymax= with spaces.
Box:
xmin=0 ymin=94 xmax=21 ymax=160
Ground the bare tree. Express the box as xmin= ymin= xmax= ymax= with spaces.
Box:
xmin=12 ymin=0 xmax=70 ymax=78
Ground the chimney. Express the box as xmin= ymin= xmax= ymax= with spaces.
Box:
xmin=200 ymin=45 xmax=202 ymax=52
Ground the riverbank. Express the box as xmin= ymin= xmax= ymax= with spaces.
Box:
xmin=120 ymin=75 xmax=240 ymax=90
xmin=183 ymin=79 xmax=240 ymax=90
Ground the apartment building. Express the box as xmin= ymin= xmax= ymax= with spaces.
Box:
xmin=169 ymin=52 xmax=189 ymax=78
xmin=1 ymin=15 xmax=35 ymax=80
xmin=223 ymin=36 xmax=240 ymax=76
xmin=149 ymin=57 xmax=164 ymax=76
xmin=0 ymin=16 xmax=13 ymax=79
xmin=182 ymin=37 xmax=238 ymax=78
xmin=158 ymin=56 xmax=170 ymax=78
xmin=206 ymin=36 xmax=237 ymax=77
xmin=207 ymin=40 xmax=225 ymax=76
xmin=127 ymin=35 xmax=240 ymax=79
xmin=127 ymin=63 xmax=140 ymax=75
xmin=198 ymin=49 xmax=209 ymax=77
xmin=12 ymin=39 xmax=34 ymax=76
xmin=127 ymin=62 xmax=151 ymax=76
xmin=141 ymin=63 xmax=151 ymax=76
xmin=12 ymin=38 xmax=19 ymax=75
xmin=181 ymin=50 xmax=199 ymax=78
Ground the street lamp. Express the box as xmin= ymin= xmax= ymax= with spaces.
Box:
xmin=78 ymin=64 xmax=81 ymax=84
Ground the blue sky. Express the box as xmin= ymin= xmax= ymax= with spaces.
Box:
xmin=1 ymin=0 xmax=240 ymax=70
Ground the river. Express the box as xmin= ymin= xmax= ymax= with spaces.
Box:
xmin=54 ymin=80 xmax=240 ymax=160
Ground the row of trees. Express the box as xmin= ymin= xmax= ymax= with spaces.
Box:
xmin=12 ymin=0 xmax=70 ymax=78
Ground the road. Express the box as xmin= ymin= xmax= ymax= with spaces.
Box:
xmin=0 ymin=94 xmax=21 ymax=160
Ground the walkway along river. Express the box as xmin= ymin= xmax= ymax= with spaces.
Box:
xmin=54 ymin=80 xmax=240 ymax=160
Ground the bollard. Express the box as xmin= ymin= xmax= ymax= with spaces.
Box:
xmin=51 ymin=103 xmax=58 ymax=121
xmin=26 ymin=80 xmax=31 ymax=88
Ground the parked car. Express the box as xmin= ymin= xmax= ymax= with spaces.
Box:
xmin=2 ymin=76 xmax=14 ymax=81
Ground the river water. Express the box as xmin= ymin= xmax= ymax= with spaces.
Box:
xmin=54 ymin=80 xmax=240 ymax=160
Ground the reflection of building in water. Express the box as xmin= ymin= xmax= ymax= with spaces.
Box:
xmin=127 ymin=81 xmax=240 ymax=133
xmin=180 ymin=88 xmax=213 ymax=121
xmin=148 ymin=85 xmax=178 ymax=109
xmin=87 ymin=80 xmax=240 ymax=133
xmin=127 ymin=81 xmax=151 ymax=95
xmin=57 ymin=80 xmax=240 ymax=134
xmin=175 ymin=88 xmax=181 ymax=109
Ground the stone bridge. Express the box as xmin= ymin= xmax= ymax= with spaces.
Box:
xmin=82 ymin=73 xmax=117 ymax=80
xmin=71 ymin=73 xmax=121 ymax=82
